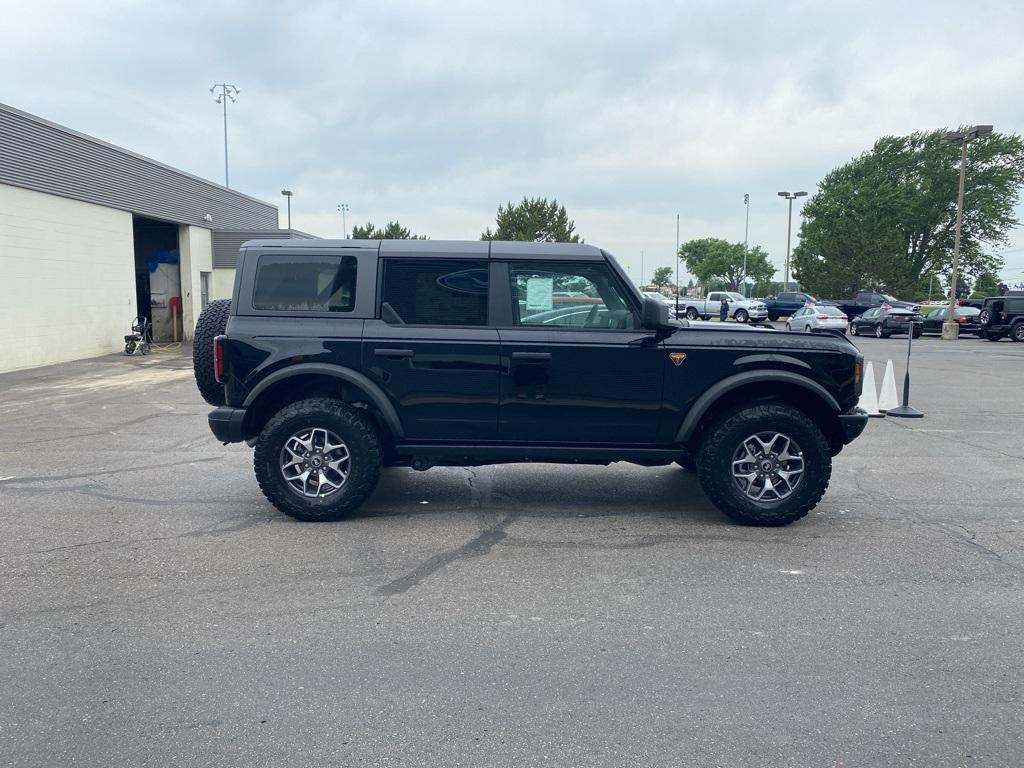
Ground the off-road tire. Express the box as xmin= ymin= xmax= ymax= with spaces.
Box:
xmin=254 ymin=398 xmax=382 ymax=522
xmin=734 ymin=309 xmax=749 ymax=323
xmin=695 ymin=403 xmax=831 ymax=526
xmin=1011 ymin=323 xmax=1024 ymax=342
xmin=193 ymin=299 xmax=232 ymax=406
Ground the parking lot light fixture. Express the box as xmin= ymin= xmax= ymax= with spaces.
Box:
xmin=778 ymin=191 xmax=807 ymax=292
xmin=338 ymin=203 xmax=350 ymax=239
xmin=940 ymin=125 xmax=993 ymax=340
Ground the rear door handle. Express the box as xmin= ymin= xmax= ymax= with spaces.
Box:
xmin=511 ymin=352 xmax=552 ymax=361
xmin=374 ymin=348 xmax=414 ymax=359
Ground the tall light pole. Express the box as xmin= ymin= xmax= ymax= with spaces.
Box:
xmin=337 ymin=203 xmax=350 ymax=238
xmin=280 ymin=190 xmax=293 ymax=230
xmin=742 ymin=193 xmax=750 ymax=296
xmin=777 ymin=190 xmax=807 ymax=292
xmin=210 ymin=84 xmax=240 ymax=188
xmin=675 ymin=214 xmax=680 ymax=314
xmin=940 ymin=125 xmax=993 ymax=340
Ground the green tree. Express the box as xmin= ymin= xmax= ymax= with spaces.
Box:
xmin=677 ymin=238 xmax=775 ymax=290
xmin=351 ymin=221 xmax=427 ymax=240
xmin=650 ymin=266 xmax=674 ymax=289
xmin=792 ymin=129 xmax=1024 ymax=298
xmin=972 ymin=270 xmax=999 ymax=298
xmin=481 ymin=197 xmax=580 ymax=242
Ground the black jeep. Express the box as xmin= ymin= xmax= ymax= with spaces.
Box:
xmin=193 ymin=240 xmax=868 ymax=526
xmin=978 ymin=294 xmax=1024 ymax=342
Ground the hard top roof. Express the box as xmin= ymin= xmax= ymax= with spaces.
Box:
xmin=241 ymin=238 xmax=607 ymax=260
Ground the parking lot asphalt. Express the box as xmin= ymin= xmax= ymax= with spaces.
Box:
xmin=1 ymin=335 xmax=1022 ymax=767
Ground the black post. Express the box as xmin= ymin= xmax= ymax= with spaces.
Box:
xmin=887 ymin=319 xmax=924 ymax=418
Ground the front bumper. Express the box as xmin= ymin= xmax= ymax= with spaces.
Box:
xmin=738 ymin=309 xmax=769 ymax=320
xmin=838 ymin=408 xmax=869 ymax=443
xmin=208 ymin=406 xmax=247 ymax=443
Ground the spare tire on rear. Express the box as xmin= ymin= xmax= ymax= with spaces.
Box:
xmin=193 ymin=299 xmax=231 ymax=406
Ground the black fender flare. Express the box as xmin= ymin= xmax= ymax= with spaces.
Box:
xmin=242 ymin=363 xmax=405 ymax=438
xmin=674 ymin=370 xmax=840 ymax=443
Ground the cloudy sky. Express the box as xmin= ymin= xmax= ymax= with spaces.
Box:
xmin=5 ymin=0 xmax=1024 ymax=285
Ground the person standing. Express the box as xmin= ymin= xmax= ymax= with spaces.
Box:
xmin=719 ymin=295 xmax=730 ymax=322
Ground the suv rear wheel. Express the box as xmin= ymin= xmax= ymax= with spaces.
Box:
xmin=193 ymin=299 xmax=231 ymax=406
xmin=695 ymin=403 xmax=831 ymax=526
xmin=254 ymin=398 xmax=382 ymax=521
xmin=1012 ymin=323 xmax=1024 ymax=342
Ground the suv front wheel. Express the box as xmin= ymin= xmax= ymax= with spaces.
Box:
xmin=254 ymin=398 xmax=382 ymax=521
xmin=695 ymin=403 xmax=832 ymax=526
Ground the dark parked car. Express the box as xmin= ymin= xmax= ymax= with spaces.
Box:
xmin=978 ymin=295 xmax=1024 ymax=342
xmin=194 ymin=239 xmax=868 ymax=528
xmin=848 ymin=307 xmax=922 ymax=338
xmin=919 ymin=306 xmax=982 ymax=336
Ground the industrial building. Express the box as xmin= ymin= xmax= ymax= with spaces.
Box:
xmin=0 ymin=102 xmax=310 ymax=373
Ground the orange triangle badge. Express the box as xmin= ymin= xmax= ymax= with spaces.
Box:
xmin=669 ymin=352 xmax=687 ymax=366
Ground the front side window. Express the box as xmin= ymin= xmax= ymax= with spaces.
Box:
xmin=252 ymin=254 xmax=356 ymax=312
xmin=381 ymin=259 xmax=489 ymax=325
xmin=510 ymin=262 xmax=637 ymax=330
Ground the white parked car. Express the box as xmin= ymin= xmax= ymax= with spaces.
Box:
xmin=785 ymin=305 xmax=849 ymax=334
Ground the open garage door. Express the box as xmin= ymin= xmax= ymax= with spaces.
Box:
xmin=133 ymin=217 xmax=182 ymax=342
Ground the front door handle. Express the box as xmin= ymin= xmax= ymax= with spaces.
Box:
xmin=374 ymin=348 xmax=414 ymax=359
xmin=511 ymin=352 xmax=552 ymax=361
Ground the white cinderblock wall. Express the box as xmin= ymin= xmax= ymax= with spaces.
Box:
xmin=178 ymin=224 xmax=213 ymax=341
xmin=0 ymin=183 xmax=136 ymax=373
xmin=210 ymin=268 xmax=236 ymax=302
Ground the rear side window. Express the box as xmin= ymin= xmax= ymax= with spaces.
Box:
xmin=252 ymin=254 xmax=357 ymax=312
xmin=381 ymin=259 xmax=489 ymax=325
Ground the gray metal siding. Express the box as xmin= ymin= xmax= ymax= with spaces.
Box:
xmin=0 ymin=102 xmax=278 ymax=229
xmin=212 ymin=229 xmax=318 ymax=269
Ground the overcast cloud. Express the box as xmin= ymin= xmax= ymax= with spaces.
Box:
xmin=4 ymin=0 xmax=1024 ymax=284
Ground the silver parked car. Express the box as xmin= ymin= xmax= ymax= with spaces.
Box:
xmin=786 ymin=304 xmax=849 ymax=333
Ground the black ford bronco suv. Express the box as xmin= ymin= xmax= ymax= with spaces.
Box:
xmin=193 ymin=240 xmax=868 ymax=526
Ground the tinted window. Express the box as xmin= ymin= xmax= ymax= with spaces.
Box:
xmin=511 ymin=262 xmax=637 ymax=330
xmin=1007 ymin=299 xmax=1024 ymax=312
xmin=381 ymin=259 xmax=488 ymax=326
xmin=252 ymin=254 xmax=357 ymax=312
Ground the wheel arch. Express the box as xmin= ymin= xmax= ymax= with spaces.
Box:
xmin=242 ymin=364 xmax=404 ymax=440
xmin=675 ymin=371 xmax=844 ymax=454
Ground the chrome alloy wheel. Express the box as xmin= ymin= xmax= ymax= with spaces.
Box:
xmin=280 ymin=427 xmax=350 ymax=498
xmin=731 ymin=432 xmax=805 ymax=502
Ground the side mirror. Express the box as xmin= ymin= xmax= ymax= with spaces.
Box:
xmin=641 ymin=296 xmax=672 ymax=331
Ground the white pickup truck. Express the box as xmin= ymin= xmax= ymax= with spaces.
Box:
xmin=679 ymin=291 xmax=768 ymax=323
